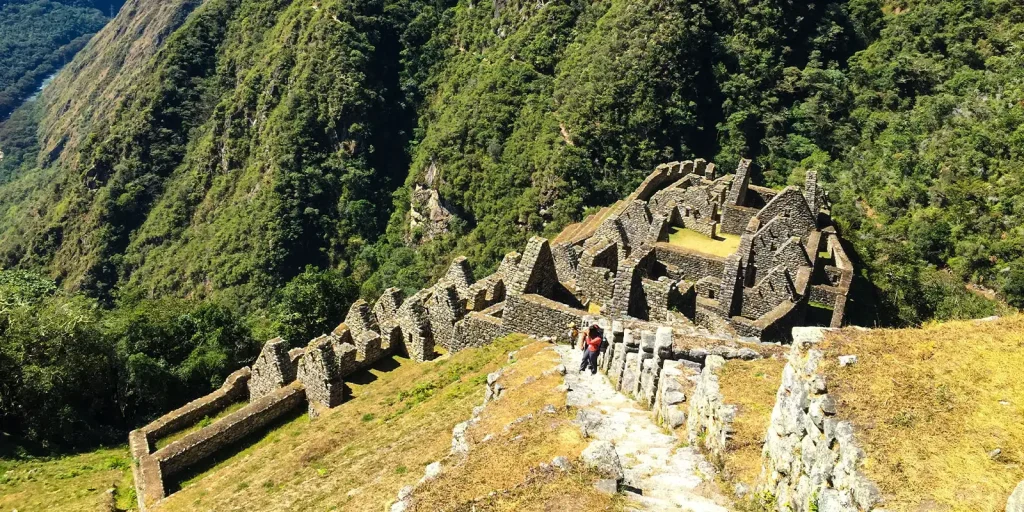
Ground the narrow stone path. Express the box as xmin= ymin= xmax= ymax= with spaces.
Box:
xmin=557 ymin=345 xmax=731 ymax=512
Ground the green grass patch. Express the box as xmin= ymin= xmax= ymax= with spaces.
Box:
xmin=153 ymin=401 xmax=249 ymax=450
xmin=666 ymin=227 xmax=741 ymax=258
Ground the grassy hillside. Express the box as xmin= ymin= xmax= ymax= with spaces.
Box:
xmin=0 ymin=444 xmax=134 ymax=512
xmin=820 ymin=315 xmax=1024 ymax=511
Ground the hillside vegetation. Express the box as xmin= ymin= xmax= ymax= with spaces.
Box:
xmin=0 ymin=0 xmax=1022 ymax=452
xmin=0 ymin=0 xmax=124 ymax=119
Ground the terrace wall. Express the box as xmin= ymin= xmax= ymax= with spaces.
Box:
xmin=758 ymin=328 xmax=883 ymax=511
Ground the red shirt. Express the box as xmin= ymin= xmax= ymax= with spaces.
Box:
xmin=584 ymin=335 xmax=602 ymax=352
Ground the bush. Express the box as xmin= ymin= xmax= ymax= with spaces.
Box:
xmin=273 ymin=267 xmax=359 ymax=346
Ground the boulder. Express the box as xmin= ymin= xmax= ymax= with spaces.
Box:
xmin=1008 ymin=481 xmax=1024 ymax=512
xmin=581 ymin=440 xmax=623 ymax=480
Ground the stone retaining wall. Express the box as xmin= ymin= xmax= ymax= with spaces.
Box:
xmin=155 ymin=382 xmax=306 ymax=477
xmin=757 ymin=327 xmax=882 ymax=512
xmin=503 ymin=293 xmax=584 ymax=342
xmin=685 ymin=355 xmax=736 ymax=463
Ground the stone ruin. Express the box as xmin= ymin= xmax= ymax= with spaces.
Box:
xmin=129 ymin=158 xmax=853 ymax=510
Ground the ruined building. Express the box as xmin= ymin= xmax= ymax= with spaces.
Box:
xmin=130 ymin=159 xmax=853 ymax=510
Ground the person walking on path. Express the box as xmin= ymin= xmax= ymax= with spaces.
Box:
xmin=578 ymin=324 xmax=602 ymax=374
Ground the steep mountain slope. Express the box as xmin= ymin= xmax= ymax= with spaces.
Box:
xmin=0 ymin=0 xmax=434 ymax=305
xmin=0 ymin=0 xmax=125 ymax=119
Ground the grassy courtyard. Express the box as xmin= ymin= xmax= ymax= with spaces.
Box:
xmin=666 ymin=227 xmax=741 ymax=258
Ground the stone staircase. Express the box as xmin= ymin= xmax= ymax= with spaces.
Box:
xmin=558 ymin=344 xmax=730 ymax=511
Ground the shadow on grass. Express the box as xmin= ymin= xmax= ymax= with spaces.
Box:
xmin=163 ymin=405 xmax=306 ymax=495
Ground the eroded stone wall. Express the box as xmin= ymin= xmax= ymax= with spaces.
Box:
xmin=685 ymin=355 xmax=736 ymax=463
xmin=758 ymin=328 xmax=882 ymax=512
xmin=504 ymin=294 xmax=583 ymax=342
xmin=249 ymin=338 xmax=296 ymax=401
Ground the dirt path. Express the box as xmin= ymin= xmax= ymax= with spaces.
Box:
xmin=557 ymin=345 xmax=731 ymax=511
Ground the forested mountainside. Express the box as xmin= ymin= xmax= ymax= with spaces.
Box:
xmin=0 ymin=0 xmax=125 ymax=119
xmin=0 ymin=0 xmax=1022 ymax=450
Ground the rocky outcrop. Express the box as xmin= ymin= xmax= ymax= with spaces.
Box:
xmin=757 ymin=327 xmax=882 ymax=512
xmin=408 ymin=185 xmax=454 ymax=243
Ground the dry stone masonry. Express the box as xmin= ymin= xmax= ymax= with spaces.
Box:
xmin=757 ymin=327 xmax=883 ymax=511
xmin=130 ymin=159 xmax=853 ymax=510
xmin=686 ymin=355 xmax=738 ymax=464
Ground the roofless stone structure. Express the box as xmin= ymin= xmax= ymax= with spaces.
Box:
xmin=129 ymin=158 xmax=852 ymax=510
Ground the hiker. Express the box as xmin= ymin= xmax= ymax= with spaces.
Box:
xmin=579 ymin=324 xmax=602 ymax=374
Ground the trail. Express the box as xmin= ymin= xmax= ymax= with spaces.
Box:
xmin=557 ymin=345 xmax=731 ymax=511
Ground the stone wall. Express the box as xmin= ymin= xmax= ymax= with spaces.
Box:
xmin=427 ymin=283 xmax=464 ymax=352
xmin=373 ymin=287 xmax=404 ymax=342
xmin=758 ymin=327 xmax=882 ymax=512
xmin=608 ymin=246 xmax=657 ymax=318
xmin=653 ymin=359 xmax=699 ymax=429
xmin=754 ymin=187 xmax=816 ymax=235
xmin=685 ymin=355 xmax=736 ymax=464
xmin=345 ymin=299 xmax=385 ymax=365
xmin=155 ymin=382 xmax=306 ymax=478
xmin=503 ymin=294 xmax=584 ymax=342
xmin=746 ymin=185 xmax=778 ymax=207
xmin=551 ymin=241 xmax=580 ymax=284
xmin=654 ymin=244 xmax=725 ymax=282
xmin=618 ymin=200 xmax=653 ymax=249
xmin=396 ymin=289 xmax=436 ymax=362
xmin=732 ymin=300 xmax=802 ymax=339
xmin=577 ymin=238 xmax=618 ymax=307
xmin=721 ymin=204 xmax=758 ymax=235
xmin=298 ymin=336 xmax=346 ymax=417
xmin=129 ymin=368 xmax=252 ymax=510
xmin=453 ymin=310 xmax=509 ymax=350
xmin=750 ymin=217 xmax=808 ymax=281
xmin=508 ymin=237 xmax=561 ymax=298
xmin=249 ymin=338 xmax=296 ymax=401
xmin=741 ymin=266 xmax=797 ymax=319
xmin=726 ymin=158 xmax=752 ymax=206
xmin=640 ymin=277 xmax=674 ymax=321
xmin=142 ymin=368 xmax=251 ymax=442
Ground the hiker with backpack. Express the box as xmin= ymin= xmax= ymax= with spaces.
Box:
xmin=579 ymin=324 xmax=602 ymax=374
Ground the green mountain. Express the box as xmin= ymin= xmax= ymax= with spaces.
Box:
xmin=1 ymin=0 xmax=1022 ymax=449
xmin=0 ymin=0 xmax=125 ymax=119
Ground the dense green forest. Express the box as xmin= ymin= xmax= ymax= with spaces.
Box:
xmin=0 ymin=0 xmax=1022 ymax=450
xmin=0 ymin=0 xmax=125 ymax=119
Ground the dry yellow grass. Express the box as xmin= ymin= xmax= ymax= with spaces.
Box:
xmin=0 ymin=446 xmax=134 ymax=511
xmin=717 ymin=357 xmax=786 ymax=486
xmin=666 ymin=227 xmax=741 ymax=258
xmin=155 ymin=335 xmax=530 ymax=512
xmin=820 ymin=316 xmax=1024 ymax=511
xmin=411 ymin=343 xmax=623 ymax=511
